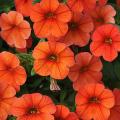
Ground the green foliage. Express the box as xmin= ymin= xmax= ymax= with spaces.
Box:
xmin=32 ymin=0 xmax=41 ymax=4
xmin=115 ymin=6 xmax=120 ymax=25
xmin=16 ymin=53 xmax=34 ymax=76
xmin=7 ymin=115 xmax=16 ymax=120
xmin=0 ymin=0 xmax=14 ymax=13
xmin=59 ymin=0 xmax=67 ymax=3
xmin=114 ymin=60 xmax=120 ymax=81
xmin=2 ymin=0 xmax=120 ymax=119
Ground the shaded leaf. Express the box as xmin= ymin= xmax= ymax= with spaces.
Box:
xmin=114 ymin=60 xmax=120 ymax=81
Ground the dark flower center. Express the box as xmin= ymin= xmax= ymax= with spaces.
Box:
xmin=24 ymin=0 xmax=28 ymax=3
xmin=55 ymin=117 xmax=62 ymax=120
xmin=5 ymin=65 xmax=12 ymax=71
xmin=96 ymin=18 xmax=104 ymax=23
xmin=68 ymin=22 xmax=78 ymax=30
xmin=28 ymin=108 xmax=38 ymax=114
xmin=11 ymin=24 xmax=17 ymax=29
xmin=89 ymin=97 xmax=100 ymax=103
xmin=105 ymin=38 xmax=112 ymax=44
xmin=45 ymin=12 xmax=55 ymax=19
xmin=80 ymin=67 xmax=87 ymax=73
xmin=48 ymin=54 xmax=57 ymax=61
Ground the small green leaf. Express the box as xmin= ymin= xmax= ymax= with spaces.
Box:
xmin=32 ymin=0 xmax=41 ymax=4
xmin=114 ymin=61 xmax=120 ymax=81
xmin=7 ymin=115 xmax=17 ymax=120
xmin=59 ymin=0 xmax=67 ymax=3
xmin=60 ymin=90 xmax=67 ymax=102
xmin=31 ymin=68 xmax=36 ymax=76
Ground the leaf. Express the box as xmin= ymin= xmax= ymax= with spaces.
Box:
xmin=31 ymin=68 xmax=36 ymax=76
xmin=102 ymin=60 xmax=117 ymax=81
xmin=59 ymin=0 xmax=67 ymax=3
xmin=7 ymin=115 xmax=17 ymax=120
xmin=102 ymin=59 xmax=118 ymax=89
xmin=32 ymin=0 xmax=41 ymax=4
xmin=114 ymin=6 xmax=120 ymax=25
xmin=16 ymin=53 xmax=34 ymax=76
xmin=60 ymin=90 xmax=67 ymax=102
xmin=114 ymin=61 xmax=120 ymax=81
xmin=0 ymin=0 xmax=14 ymax=13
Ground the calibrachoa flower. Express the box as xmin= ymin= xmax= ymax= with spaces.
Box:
xmin=10 ymin=93 xmax=56 ymax=120
xmin=33 ymin=41 xmax=75 ymax=79
xmin=109 ymin=89 xmax=120 ymax=120
xmin=0 ymin=83 xmax=16 ymax=120
xmin=16 ymin=36 xmax=33 ymax=53
xmin=59 ymin=12 xmax=94 ymax=47
xmin=90 ymin=24 xmax=120 ymax=62
xmin=67 ymin=0 xmax=96 ymax=12
xmin=76 ymin=83 xmax=115 ymax=120
xmin=54 ymin=105 xmax=79 ymax=120
xmin=0 ymin=11 xmax=31 ymax=48
xmin=14 ymin=0 xmax=33 ymax=17
xmin=30 ymin=0 xmax=72 ymax=38
xmin=90 ymin=5 xmax=116 ymax=28
xmin=0 ymin=51 xmax=26 ymax=90
xmin=68 ymin=52 xmax=103 ymax=91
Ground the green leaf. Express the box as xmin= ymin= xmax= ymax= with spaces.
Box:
xmin=114 ymin=61 xmax=120 ymax=81
xmin=102 ymin=60 xmax=118 ymax=89
xmin=31 ymin=68 xmax=36 ymax=76
xmin=16 ymin=53 xmax=34 ymax=76
xmin=59 ymin=0 xmax=67 ymax=3
xmin=7 ymin=115 xmax=17 ymax=120
xmin=60 ymin=90 xmax=67 ymax=102
xmin=32 ymin=0 xmax=41 ymax=4
xmin=102 ymin=60 xmax=117 ymax=81
xmin=0 ymin=0 xmax=14 ymax=13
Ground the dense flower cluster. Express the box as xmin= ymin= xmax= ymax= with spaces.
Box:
xmin=0 ymin=0 xmax=120 ymax=120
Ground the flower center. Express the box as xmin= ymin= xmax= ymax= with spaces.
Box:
xmin=80 ymin=67 xmax=87 ymax=73
xmin=89 ymin=97 xmax=100 ymax=103
xmin=11 ymin=24 xmax=16 ymax=29
xmin=24 ymin=0 xmax=28 ymax=3
xmin=45 ymin=12 xmax=55 ymax=19
xmin=28 ymin=108 xmax=38 ymax=114
xmin=48 ymin=54 xmax=57 ymax=61
xmin=96 ymin=18 xmax=104 ymax=23
xmin=105 ymin=38 xmax=112 ymax=44
xmin=55 ymin=117 xmax=62 ymax=120
xmin=5 ymin=65 xmax=12 ymax=71
xmin=68 ymin=22 xmax=78 ymax=30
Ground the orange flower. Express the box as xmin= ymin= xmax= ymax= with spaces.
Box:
xmin=58 ymin=12 xmax=94 ymax=47
xmin=16 ymin=36 xmax=33 ymax=53
xmin=109 ymin=89 xmax=120 ymax=120
xmin=54 ymin=105 xmax=79 ymax=120
xmin=65 ymin=113 xmax=79 ymax=120
xmin=33 ymin=41 xmax=75 ymax=79
xmin=76 ymin=83 xmax=115 ymax=120
xmin=0 ymin=51 xmax=26 ymax=90
xmin=14 ymin=0 xmax=33 ymax=17
xmin=0 ymin=83 xmax=16 ymax=120
xmin=0 ymin=11 xmax=31 ymax=48
xmin=10 ymin=93 xmax=56 ymax=120
xmin=90 ymin=24 xmax=120 ymax=62
xmin=67 ymin=0 xmax=96 ymax=12
xmin=30 ymin=0 xmax=72 ymax=38
xmin=89 ymin=5 xmax=116 ymax=28
xmin=68 ymin=52 xmax=103 ymax=91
